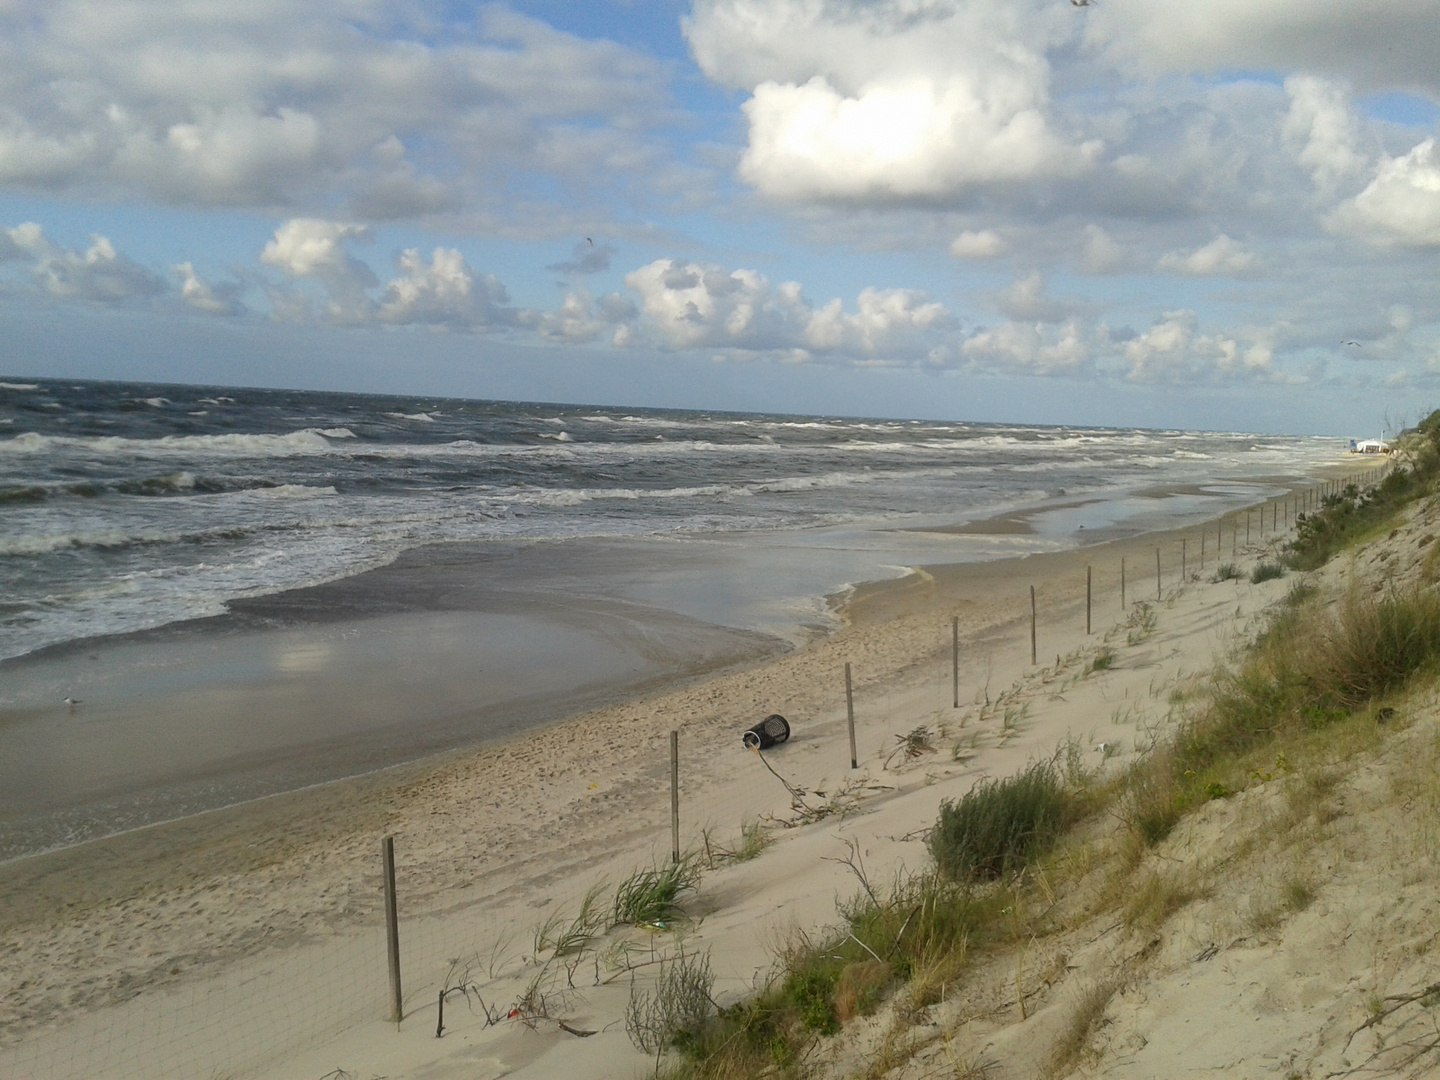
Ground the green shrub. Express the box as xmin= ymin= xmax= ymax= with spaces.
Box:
xmin=1250 ymin=561 xmax=1285 ymax=584
xmin=930 ymin=761 xmax=1069 ymax=880
xmin=1213 ymin=563 xmax=1243 ymax=582
xmin=783 ymin=965 xmax=840 ymax=1034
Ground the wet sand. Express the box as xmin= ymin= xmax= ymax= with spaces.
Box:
xmin=0 ymin=474 xmax=1316 ymax=862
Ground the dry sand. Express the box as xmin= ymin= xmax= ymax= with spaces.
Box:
xmin=0 ymin=466 xmax=1408 ymax=1080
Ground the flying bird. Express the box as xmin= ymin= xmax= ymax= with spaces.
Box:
xmin=1071 ymin=0 xmax=1094 ymax=6
xmin=585 ymin=237 xmax=594 ymax=247
xmin=1342 ymin=340 xmax=1362 ymax=347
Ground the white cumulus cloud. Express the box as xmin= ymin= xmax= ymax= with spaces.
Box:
xmin=688 ymin=0 xmax=1093 ymax=204
xmin=0 ymin=2 xmax=674 ymax=224
xmin=1158 ymin=234 xmax=1257 ymax=276
xmin=624 ymin=257 xmax=956 ymax=363
xmin=1 ymin=221 xmax=163 ymax=302
xmin=950 ymin=229 xmax=1007 ymax=259
xmin=1282 ymin=76 xmax=1367 ymax=196
xmin=1329 ymin=139 xmax=1440 ymax=248
xmin=377 ymin=248 xmax=515 ymax=329
xmin=259 ymin=218 xmax=521 ymax=328
xmin=173 ymin=262 xmax=244 ymax=315
xmin=994 ymin=272 xmax=1084 ymax=323
xmin=1122 ymin=310 xmax=1280 ymax=383
xmin=961 ymin=320 xmax=1090 ymax=375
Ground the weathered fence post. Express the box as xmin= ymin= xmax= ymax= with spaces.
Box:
xmin=952 ymin=616 xmax=960 ymax=708
xmin=844 ymin=663 xmax=857 ymax=769
xmin=382 ymin=836 xmax=402 ymax=1024
xmin=1030 ymin=585 xmax=1037 ymax=665
xmin=1121 ymin=556 xmax=1126 ymax=609
xmin=1155 ymin=548 xmax=1161 ymax=601
xmin=1086 ymin=565 xmax=1092 ymax=634
xmin=1181 ymin=539 xmax=1186 ymax=581
xmin=670 ymin=731 xmax=681 ymax=863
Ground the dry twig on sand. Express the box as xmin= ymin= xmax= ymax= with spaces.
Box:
xmin=885 ymin=725 xmax=938 ymax=769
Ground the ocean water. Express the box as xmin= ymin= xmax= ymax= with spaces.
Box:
xmin=0 ymin=378 xmax=1342 ymax=664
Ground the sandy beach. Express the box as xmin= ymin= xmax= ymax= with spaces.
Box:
xmin=0 ymin=463 xmax=1387 ymax=1079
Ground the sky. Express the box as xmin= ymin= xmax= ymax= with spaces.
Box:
xmin=3 ymin=0 xmax=1440 ymax=435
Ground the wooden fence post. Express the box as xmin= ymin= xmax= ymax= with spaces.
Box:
xmin=382 ymin=836 xmax=402 ymax=1024
xmin=1030 ymin=586 xmax=1037 ymax=665
xmin=952 ymin=616 xmax=960 ymax=708
xmin=670 ymin=731 xmax=680 ymax=864
xmin=845 ymin=663 xmax=857 ymax=769
xmin=1086 ymin=565 xmax=1092 ymax=635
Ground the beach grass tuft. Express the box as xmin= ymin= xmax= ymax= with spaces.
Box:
xmin=612 ymin=860 xmax=699 ymax=928
xmin=929 ymin=761 xmax=1070 ymax=881
xmin=1250 ymin=561 xmax=1285 ymax=584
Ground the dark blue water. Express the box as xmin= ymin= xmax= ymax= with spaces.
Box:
xmin=0 ymin=377 xmax=1341 ymax=662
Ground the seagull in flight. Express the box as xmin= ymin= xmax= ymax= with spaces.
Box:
xmin=1342 ymin=340 xmax=1362 ymax=347
xmin=1071 ymin=0 xmax=1094 ymax=6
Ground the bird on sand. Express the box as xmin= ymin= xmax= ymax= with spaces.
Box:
xmin=63 ymin=697 xmax=82 ymax=708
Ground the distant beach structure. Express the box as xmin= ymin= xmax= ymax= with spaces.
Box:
xmin=1350 ymin=438 xmax=1392 ymax=454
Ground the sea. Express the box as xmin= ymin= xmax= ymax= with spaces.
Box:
xmin=0 ymin=377 xmax=1344 ymax=667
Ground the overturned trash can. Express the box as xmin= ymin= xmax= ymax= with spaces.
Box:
xmin=742 ymin=713 xmax=791 ymax=750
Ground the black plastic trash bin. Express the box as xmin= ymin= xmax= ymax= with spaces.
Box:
xmin=742 ymin=714 xmax=790 ymax=750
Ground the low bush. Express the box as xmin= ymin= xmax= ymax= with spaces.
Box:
xmin=1213 ymin=562 xmax=1243 ymax=582
xmin=626 ymin=949 xmax=715 ymax=1058
xmin=930 ymin=760 xmax=1069 ymax=880
xmin=1250 ymin=561 xmax=1285 ymax=584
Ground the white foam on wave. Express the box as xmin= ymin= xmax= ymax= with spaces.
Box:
xmin=144 ymin=397 xmax=170 ymax=408
xmin=0 ymin=529 xmax=174 ymax=556
xmin=248 ymin=484 xmax=338 ymax=499
xmin=385 ymin=411 xmax=436 ymax=422
xmin=0 ymin=428 xmax=339 ymax=457
xmin=0 ymin=382 xmax=39 ymax=391
xmin=316 ymin=428 xmax=356 ymax=439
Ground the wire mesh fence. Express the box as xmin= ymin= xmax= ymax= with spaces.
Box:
xmin=0 ymin=473 xmax=1385 ymax=1079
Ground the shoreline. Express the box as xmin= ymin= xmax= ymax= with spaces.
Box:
xmin=0 ymin=465 xmax=1346 ymax=899
xmin=0 ymin=463 xmax=1372 ymax=866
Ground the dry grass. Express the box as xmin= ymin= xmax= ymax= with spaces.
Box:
xmin=834 ymin=960 xmax=893 ymax=1022
xmin=1045 ymin=976 xmax=1122 ymax=1077
xmin=1123 ymin=868 xmax=1208 ymax=930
